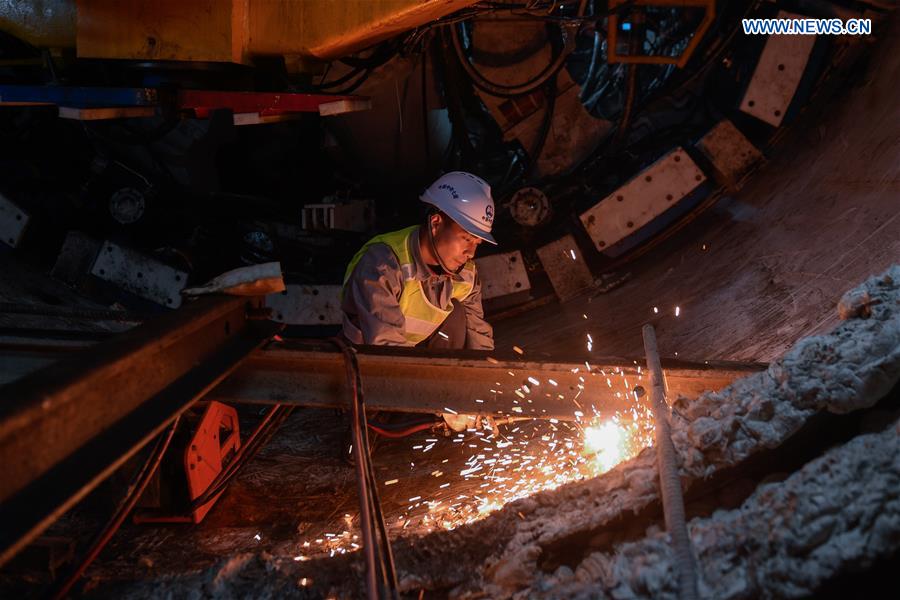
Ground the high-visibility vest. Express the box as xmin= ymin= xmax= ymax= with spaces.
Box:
xmin=343 ymin=225 xmax=476 ymax=345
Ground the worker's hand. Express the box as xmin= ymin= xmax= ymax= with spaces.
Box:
xmin=441 ymin=413 xmax=500 ymax=435
xmin=441 ymin=412 xmax=470 ymax=432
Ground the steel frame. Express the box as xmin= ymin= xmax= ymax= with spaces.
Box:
xmin=0 ymin=295 xmax=280 ymax=567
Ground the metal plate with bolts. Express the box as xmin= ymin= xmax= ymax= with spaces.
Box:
xmin=695 ymin=119 xmax=763 ymax=190
xmin=536 ymin=234 xmax=594 ymax=302
xmin=91 ymin=242 xmax=188 ymax=308
xmin=739 ymin=11 xmax=816 ymax=127
xmin=0 ymin=192 xmax=29 ymax=248
xmin=266 ymin=284 xmax=343 ymax=325
xmin=579 ymin=147 xmax=706 ymax=252
xmin=474 ymin=251 xmax=530 ymax=300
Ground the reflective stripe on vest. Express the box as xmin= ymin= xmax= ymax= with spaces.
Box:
xmin=343 ymin=225 xmax=476 ymax=345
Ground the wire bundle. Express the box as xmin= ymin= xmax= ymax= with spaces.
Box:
xmin=333 ymin=337 xmax=399 ymax=600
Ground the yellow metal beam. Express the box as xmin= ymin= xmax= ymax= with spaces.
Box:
xmin=71 ymin=0 xmax=478 ymax=65
xmin=250 ymin=0 xmax=478 ymax=60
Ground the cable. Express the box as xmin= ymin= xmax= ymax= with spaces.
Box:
xmin=449 ymin=0 xmax=589 ymax=98
xmin=448 ymin=9 xmax=577 ymax=98
xmin=368 ymin=422 xmax=435 ymax=439
xmin=333 ymin=337 xmax=399 ymax=600
xmin=314 ymin=64 xmax=368 ymax=91
xmin=579 ymin=29 xmax=603 ymax=102
xmin=368 ymin=415 xmax=437 ymax=432
xmin=49 ymin=416 xmax=181 ymax=600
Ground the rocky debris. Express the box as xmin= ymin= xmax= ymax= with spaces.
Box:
xmin=472 ymin=266 xmax=900 ymax=597
xmin=530 ymin=417 xmax=900 ymax=599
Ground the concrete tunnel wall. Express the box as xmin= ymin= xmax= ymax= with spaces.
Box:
xmin=495 ymin=14 xmax=900 ymax=364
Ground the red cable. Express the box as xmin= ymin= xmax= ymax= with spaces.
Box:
xmin=367 ymin=422 xmax=434 ymax=438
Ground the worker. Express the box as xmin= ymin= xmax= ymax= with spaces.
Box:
xmin=341 ymin=171 xmax=496 ymax=351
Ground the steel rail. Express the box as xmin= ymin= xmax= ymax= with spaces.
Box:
xmin=210 ymin=340 xmax=764 ymax=420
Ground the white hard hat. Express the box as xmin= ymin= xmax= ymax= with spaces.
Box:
xmin=420 ymin=171 xmax=497 ymax=245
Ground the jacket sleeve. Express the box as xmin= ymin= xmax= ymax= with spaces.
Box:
xmin=341 ymin=244 xmax=410 ymax=346
xmin=463 ymin=268 xmax=495 ymax=350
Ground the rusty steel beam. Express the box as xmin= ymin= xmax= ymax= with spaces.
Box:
xmin=210 ymin=340 xmax=764 ymax=420
xmin=0 ymin=296 xmax=280 ymax=567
